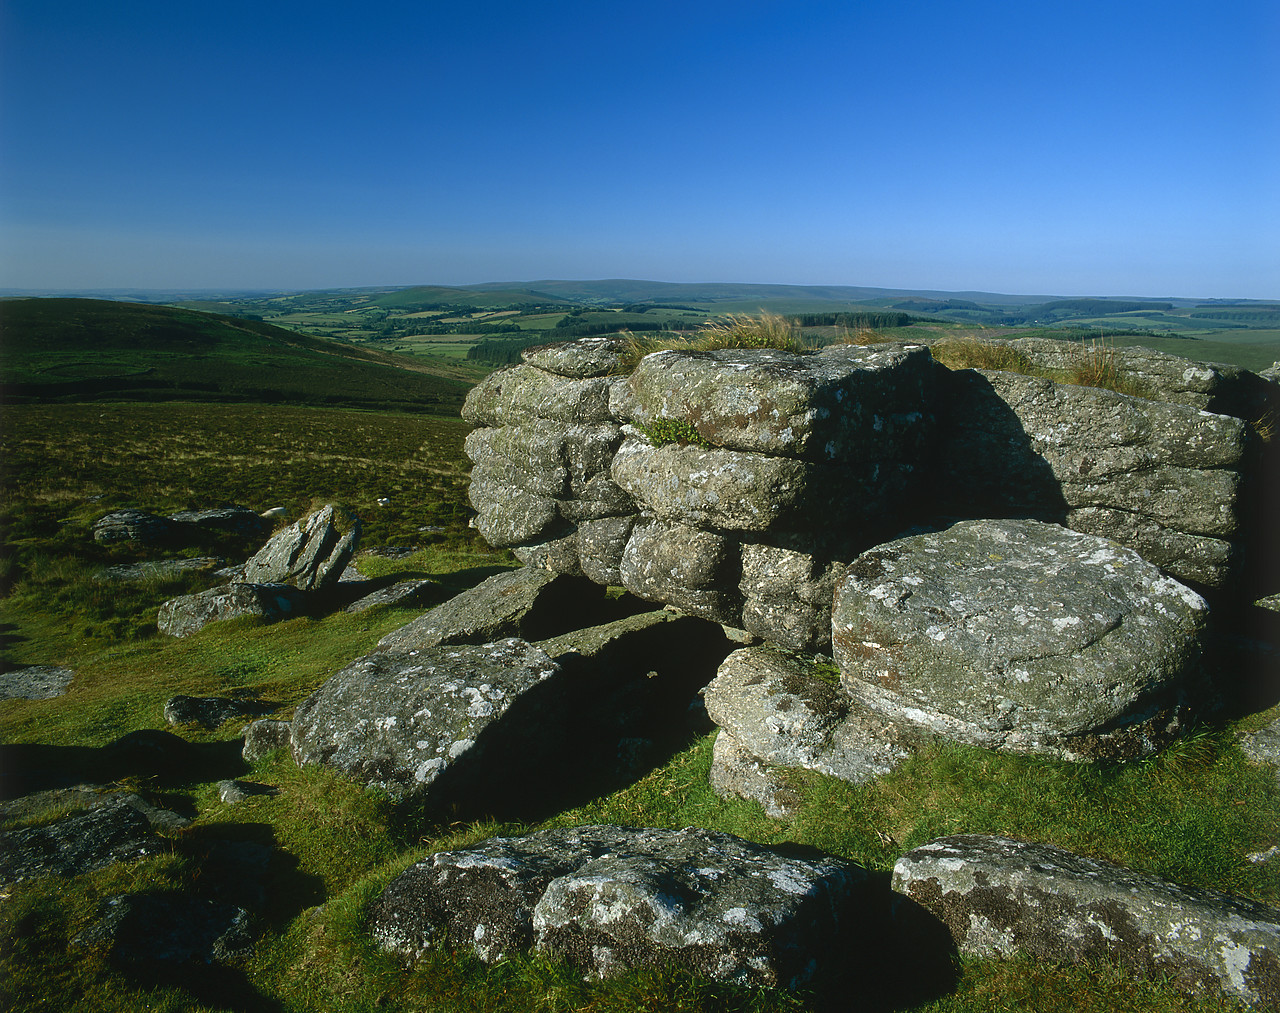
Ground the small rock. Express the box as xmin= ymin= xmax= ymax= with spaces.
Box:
xmin=0 ymin=795 xmax=163 ymax=882
xmin=241 ymin=719 xmax=293 ymax=763
xmin=0 ymin=665 xmax=74 ymax=701
xmin=157 ymin=583 xmax=309 ymax=637
xmin=241 ymin=503 xmax=361 ymax=590
xmin=344 ymin=578 xmax=441 ymax=614
xmin=163 ymin=695 xmax=272 ymax=730
xmin=73 ymin=893 xmax=254 ymax=966
xmin=91 ymin=509 xmax=173 ymax=545
xmin=95 ymin=557 xmax=223 ymax=582
xmin=217 ymin=780 xmax=278 ymax=805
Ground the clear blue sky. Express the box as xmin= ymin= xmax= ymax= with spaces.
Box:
xmin=2 ymin=0 xmax=1276 ymax=298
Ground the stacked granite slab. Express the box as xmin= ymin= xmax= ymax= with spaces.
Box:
xmin=463 ymin=339 xmax=938 ymax=649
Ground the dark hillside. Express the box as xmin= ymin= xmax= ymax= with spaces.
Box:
xmin=0 ymin=298 xmax=471 ymax=412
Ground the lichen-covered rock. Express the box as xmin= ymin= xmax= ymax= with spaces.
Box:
xmin=1241 ymin=718 xmax=1280 ymax=778
xmin=163 ymin=695 xmax=272 ymax=729
xmin=462 ymin=364 xmax=616 ymax=427
xmin=371 ymin=825 xmax=871 ymax=988
xmin=91 ymin=509 xmax=173 ymax=545
xmin=738 ymin=543 xmax=845 ymax=652
xmin=832 ymin=518 xmax=1208 ymax=760
xmin=167 ymin=505 xmax=270 ymax=538
xmin=576 ymin=515 xmax=636 ymax=586
xmin=892 ymin=834 xmax=1280 ymax=1009
xmin=290 ymin=639 xmax=562 ymax=805
xmin=938 ymin=369 xmax=1248 ymax=587
xmin=376 ymin=567 xmax=606 ymax=652
xmin=621 ymin=343 xmax=934 ymax=460
xmin=157 ymin=582 xmax=308 ymax=637
xmin=343 ymin=577 xmax=441 ymax=614
xmin=240 ymin=503 xmax=360 ymax=590
xmin=95 ymin=557 xmax=224 ymax=582
xmin=72 ymin=894 xmax=254 ymax=966
xmin=520 ymin=335 xmax=632 ymax=378
xmin=241 ymin=719 xmax=293 ymax=763
xmin=620 ymin=519 xmax=741 ymax=625
xmin=705 ymin=647 xmax=914 ymax=812
xmin=0 ymin=665 xmax=74 ymax=701
xmin=0 ymin=794 xmax=163 ymax=882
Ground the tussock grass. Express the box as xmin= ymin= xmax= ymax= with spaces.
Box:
xmin=616 ymin=311 xmax=806 ymax=371
xmin=931 ymin=334 xmax=1152 ymax=397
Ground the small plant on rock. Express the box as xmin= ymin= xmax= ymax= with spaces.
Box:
xmin=638 ymin=418 xmax=710 ymax=448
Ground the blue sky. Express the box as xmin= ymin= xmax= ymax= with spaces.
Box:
xmin=2 ymin=0 xmax=1276 ymax=297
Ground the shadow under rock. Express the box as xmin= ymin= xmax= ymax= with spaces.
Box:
xmin=1 ymin=731 xmax=248 ymax=800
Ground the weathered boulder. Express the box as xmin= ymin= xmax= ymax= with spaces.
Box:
xmin=343 ymin=577 xmax=441 ymax=614
xmin=938 ymin=368 xmax=1249 ymax=587
xmin=462 ymin=364 xmax=617 ymax=428
xmin=1241 ymin=718 xmax=1280 ymax=782
xmin=892 ymin=834 xmax=1280 ymax=1009
xmin=0 ymin=665 xmax=74 ymax=701
xmin=290 ymin=639 xmax=562 ymax=807
xmin=241 ymin=718 xmax=293 ymax=763
xmin=167 ymin=505 xmax=270 ymax=538
xmin=95 ymin=557 xmax=224 ymax=582
xmin=832 ymin=519 xmax=1208 ymax=760
xmin=1007 ymin=337 xmax=1280 ymax=419
xmin=240 ymin=503 xmax=360 ymax=590
xmin=72 ymin=894 xmax=254 ymax=966
xmin=738 ymin=543 xmax=845 ymax=652
xmin=157 ymin=582 xmax=308 ymax=637
xmin=520 ymin=335 xmax=632 ymax=378
xmin=619 ymin=519 xmax=742 ymax=625
xmin=371 ymin=824 xmax=871 ymax=988
xmin=619 ymin=343 xmax=935 ymax=460
xmin=575 ymin=515 xmax=636 ymax=586
xmin=705 ymin=648 xmax=915 ymax=815
xmin=376 ymin=567 xmax=606 ymax=653
xmin=91 ymin=509 xmax=173 ymax=545
xmin=163 ymin=695 xmax=272 ymax=729
xmin=0 ymin=794 xmax=164 ymax=883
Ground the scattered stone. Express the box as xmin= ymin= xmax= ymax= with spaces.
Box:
xmin=0 ymin=665 xmax=74 ymax=701
xmin=376 ymin=567 xmax=605 ymax=653
xmin=345 ymin=578 xmax=441 ymax=614
xmin=0 ymin=794 xmax=164 ymax=883
xmin=240 ymin=503 xmax=361 ymax=590
xmin=163 ymin=695 xmax=272 ymax=730
xmin=832 ymin=518 xmax=1208 ymax=760
xmin=157 ymin=582 xmax=309 ymax=637
xmin=91 ymin=509 xmax=173 ymax=545
xmin=95 ymin=557 xmax=224 ymax=582
xmin=361 ymin=545 xmax=421 ymax=559
xmin=291 ymin=639 xmax=563 ymax=807
xmin=1248 ymin=847 xmax=1279 ymax=865
xmin=371 ymin=824 xmax=872 ymax=988
xmin=167 ymin=505 xmax=269 ymax=538
xmin=241 ymin=718 xmax=293 ymax=763
xmin=216 ymin=779 xmax=278 ymax=805
xmin=1241 ymin=718 xmax=1280 ymax=778
xmin=72 ymin=893 xmax=254 ymax=966
xmin=892 ymin=834 xmax=1280 ymax=1010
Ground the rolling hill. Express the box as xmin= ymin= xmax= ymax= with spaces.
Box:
xmin=0 ymin=298 xmax=473 ymax=412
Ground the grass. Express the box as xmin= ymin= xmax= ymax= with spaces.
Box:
xmin=616 ymin=311 xmax=806 ymax=371
xmin=2 ymin=315 xmax=1278 ymax=1012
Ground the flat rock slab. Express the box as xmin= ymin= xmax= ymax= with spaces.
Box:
xmin=91 ymin=509 xmax=173 ymax=544
xmin=892 ymin=834 xmax=1280 ymax=1009
xmin=157 ymin=582 xmax=309 ymax=637
xmin=167 ymin=505 xmax=269 ymax=538
xmin=521 ymin=336 xmax=632 ymax=378
xmin=291 ymin=639 xmax=561 ymax=806
xmin=73 ymin=893 xmax=254 ymax=967
xmin=95 ymin=557 xmax=224 ymax=582
xmin=376 ymin=567 xmax=604 ymax=653
xmin=0 ymin=794 xmax=165 ymax=883
xmin=241 ymin=503 xmax=360 ymax=590
xmin=832 ymin=518 xmax=1208 ymax=760
xmin=343 ymin=577 xmax=441 ymax=614
xmin=0 ymin=665 xmax=74 ymax=701
xmin=620 ymin=343 xmax=934 ymax=461
xmin=371 ymin=824 xmax=871 ymax=988
xmin=163 ymin=694 xmax=273 ymax=729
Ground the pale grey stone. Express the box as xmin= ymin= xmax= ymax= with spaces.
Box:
xmin=157 ymin=583 xmax=308 ymax=637
xmin=371 ymin=825 xmax=870 ymax=988
xmin=376 ymin=567 xmax=604 ymax=653
xmin=290 ymin=639 xmax=562 ymax=805
xmin=893 ymin=834 xmax=1280 ymax=1009
xmin=619 ymin=519 xmax=741 ymax=625
xmin=576 ymin=515 xmax=636 ymax=586
xmin=241 ymin=719 xmax=293 ymax=763
xmin=832 ymin=519 xmax=1208 ymax=760
xmin=344 ymin=578 xmax=441 ymax=614
xmin=738 ymin=543 xmax=844 ymax=652
xmin=521 ymin=336 xmax=632 ymax=378
xmin=623 ymin=343 xmax=934 ymax=460
xmin=241 ymin=503 xmax=360 ymax=590
xmin=462 ymin=365 xmax=614 ymax=427
xmin=0 ymin=665 xmax=74 ymax=701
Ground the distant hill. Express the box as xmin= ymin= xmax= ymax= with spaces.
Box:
xmin=0 ymin=298 xmax=472 ymax=411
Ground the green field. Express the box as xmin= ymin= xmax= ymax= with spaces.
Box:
xmin=1 ymin=297 xmax=1278 ymax=1013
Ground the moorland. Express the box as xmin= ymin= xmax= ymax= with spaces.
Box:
xmin=1 ymin=287 xmax=1278 ymax=1013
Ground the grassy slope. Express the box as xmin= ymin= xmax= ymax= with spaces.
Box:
xmin=1 ymin=309 xmax=1278 ymax=1012
xmin=0 ymin=298 xmax=473 ymax=411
